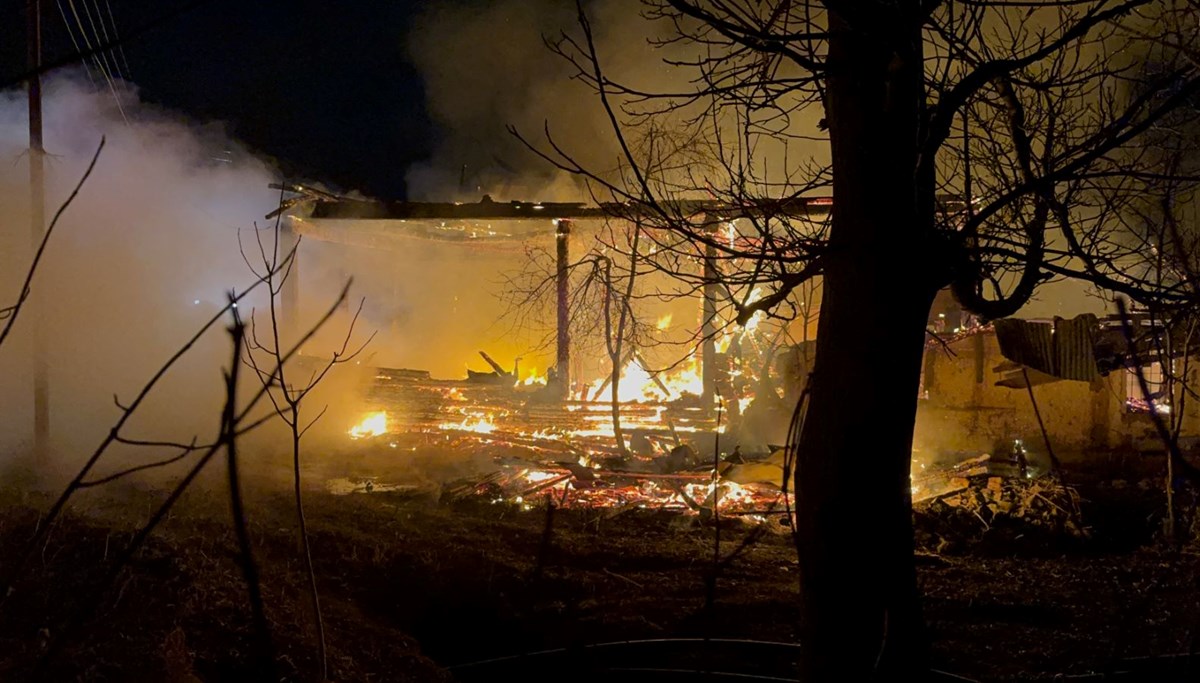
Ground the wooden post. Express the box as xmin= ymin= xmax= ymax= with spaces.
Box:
xmin=555 ymin=219 xmax=571 ymax=399
xmin=29 ymin=0 xmax=49 ymax=457
xmin=701 ymin=219 xmax=718 ymax=405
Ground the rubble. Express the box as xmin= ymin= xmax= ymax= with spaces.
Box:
xmin=914 ymin=453 xmax=1089 ymax=551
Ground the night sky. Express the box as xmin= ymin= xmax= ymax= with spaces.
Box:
xmin=0 ymin=0 xmax=433 ymax=200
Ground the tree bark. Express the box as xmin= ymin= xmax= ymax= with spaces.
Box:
xmin=793 ymin=9 xmax=939 ymax=680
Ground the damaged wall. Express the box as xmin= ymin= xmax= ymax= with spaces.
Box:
xmin=915 ymin=329 xmax=1200 ymax=459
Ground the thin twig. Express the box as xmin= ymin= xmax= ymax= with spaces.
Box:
xmin=29 ymin=282 xmax=353 ymax=666
xmin=223 ymin=307 xmax=276 ymax=677
xmin=0 ymin=138 xmax=105 ymax=350
xmin=1 ymin=261 xmax=287 ymax=603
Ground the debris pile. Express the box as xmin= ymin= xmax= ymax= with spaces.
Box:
xmin=914 ymin=453 xmax=1088 ymax=550
xmin=912 ymin=448 xmax=1036 ymax=501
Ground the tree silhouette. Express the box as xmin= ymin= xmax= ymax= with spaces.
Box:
xmin=517 ymin=1 xmax=1200 ymax=678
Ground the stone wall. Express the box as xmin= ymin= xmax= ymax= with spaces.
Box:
xmin=914 ymin=330 xmax=1189 ymax=459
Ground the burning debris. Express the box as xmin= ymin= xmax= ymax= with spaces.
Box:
xmin=342 ymin=347 xmax=1100 ymax=538
xmin=341 ymin=387 xmax=1102 ymax=553
xmin=438 ymin=456 xmax=783 ymax=520
xmin=335 ymin=350 xmax=797 ymax=521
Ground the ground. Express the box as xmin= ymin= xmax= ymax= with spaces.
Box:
xmin=0 ymin=453 xmax=1197 ymax=682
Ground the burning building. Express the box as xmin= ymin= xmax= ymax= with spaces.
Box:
xmin=274 ymin=187 xmax=1170 ymax=518
xmin=272 ymin=188 xmax=829 ymax=516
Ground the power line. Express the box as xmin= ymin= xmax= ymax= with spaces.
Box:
xmin=1 ymin=0 xmax=218 ymax=92
xmin=87 ymin=0 xmax=123 ymax=83
xmin=62 ymin=0 xmax=108 ymax=79
xmin=64 ymin=0 xmax=129 ymax=124
xmin=102 ymin=0 xmax=132 ymax=80
xmin=76 ymin=0 xmax=120 ymax=84
xmin=54 ymin=0 xmax=96 ymax=87
xmin=58 ymin=0 xmax=106 ymax=83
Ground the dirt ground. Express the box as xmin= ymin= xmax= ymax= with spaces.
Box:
xmin=0 ymin=451 xmax=1198 ymax=682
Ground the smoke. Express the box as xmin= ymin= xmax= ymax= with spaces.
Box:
xmin=404 ymin=0 xmax=691 ymax=202
xmin=0 ymin=73 xmax=369 ymax=472
xmin=404 ymin=2 xmax=1109 ymax=324
xmin=394 ymin=1 xmax=828 ymax=385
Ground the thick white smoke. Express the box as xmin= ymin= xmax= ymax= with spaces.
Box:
xmin=0 ymin=73 xmax=367 ymax=470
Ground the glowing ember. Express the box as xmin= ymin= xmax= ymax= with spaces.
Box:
xmin=349 ymin=411 xmax=388 ymax=439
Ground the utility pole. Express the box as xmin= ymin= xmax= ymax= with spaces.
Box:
xmin=28 ymin=0 xmax=49 ymax=457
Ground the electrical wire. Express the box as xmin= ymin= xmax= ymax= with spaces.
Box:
xmin=54 ymin=0 xmax=96 ymax=87
xmin=102 ymin=0 xmax=133 ymax=80
xmin=86 ymin=0 xmax=123 ymax=83
xmin=65 ymin=0 xmax=129 ymax=124
xmin=63 ymin=0 xmax=106 ymax=77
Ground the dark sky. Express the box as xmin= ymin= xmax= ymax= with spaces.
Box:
xmin=1 ymin=0 xmax=434 ymax=200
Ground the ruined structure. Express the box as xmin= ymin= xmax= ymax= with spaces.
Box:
xmin=917 ymin=317 xmax=1197 ymax=459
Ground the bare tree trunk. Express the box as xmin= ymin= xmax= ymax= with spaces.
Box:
xmin=292 ymin=408 xmax=327 ymax=680
xmin=601 ymin=257 xmax=628 ymax=456
xmin=604 ymin=224 xmax=642 ymax=456
xmin=794 ymin=266 xmax=934 ymax=681
xmin=793 ymin=11 xmax=936 ymax=680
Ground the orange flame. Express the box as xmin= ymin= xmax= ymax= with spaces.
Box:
xmin=349 ymin=411 xmax=388 ymax=439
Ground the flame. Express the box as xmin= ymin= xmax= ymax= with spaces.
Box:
xmin=524 ymin=470 xmax=561 ymax=483
xmin=715 ymin=288 xmax=766 ymax=354
xmin=743 ymin=309 xmax=764 ymax=334
xmin=715 ymin=330 xmax=736 ymax=354
xmin=680 ymin=478 xmax=755 ymax=510
xmin=587 ymin=360 xmax=658 ymax=403
xmin=656 ymin=313 xmax=673 ymax=331
xmin=438 ymin=412 xmax=498 ymax=434
xmin=520 ymin=367 xmax=547 ymax=386
xmin=656 ymin=355 xmax=704 ymax=399
xmin=349 ymin=411 xmax=388 ymax=439
xmin=585 ymin=354 xmax=704 ymax=403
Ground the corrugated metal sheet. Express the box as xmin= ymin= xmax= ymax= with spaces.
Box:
xmin=993 ymin=313 xmax=1100 ymax=381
